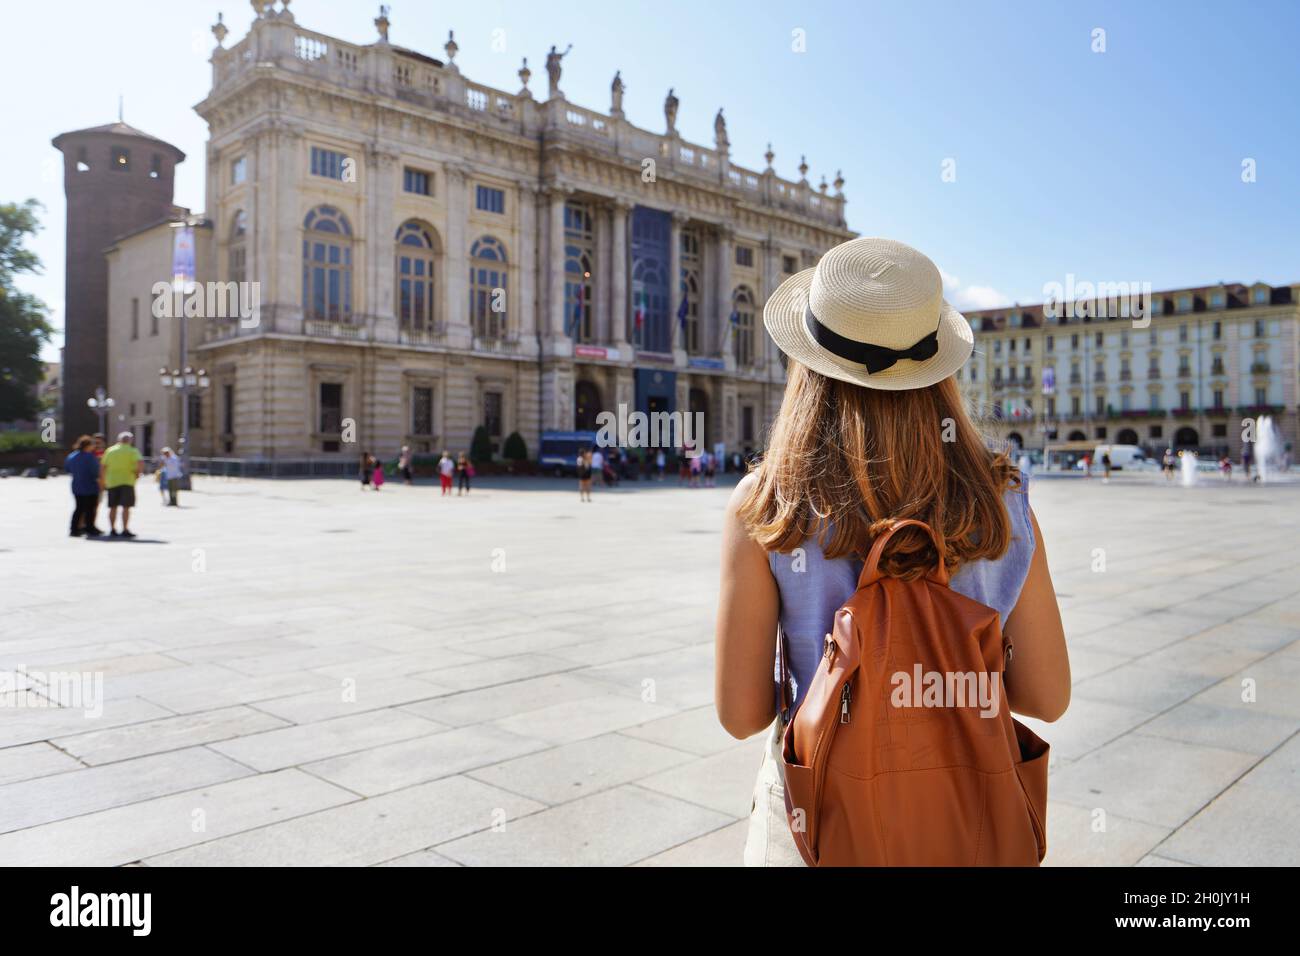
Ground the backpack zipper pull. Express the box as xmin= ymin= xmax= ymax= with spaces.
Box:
xmin=840 ymin=682 xmax=852 ymax=723
xmin=823 ymin=634 xmax=835 ymax=660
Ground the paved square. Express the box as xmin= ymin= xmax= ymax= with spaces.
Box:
xmin=1 ymin=470 xmax=1297 ymax=865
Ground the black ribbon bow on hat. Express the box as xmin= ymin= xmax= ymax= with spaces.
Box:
xmin=805 ymin=307 xmax=940 ymax=374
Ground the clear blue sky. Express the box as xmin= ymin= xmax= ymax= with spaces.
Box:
xmin=5 ymin=0 xmax=1297 ymax=362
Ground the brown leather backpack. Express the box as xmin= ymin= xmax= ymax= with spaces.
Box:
xmin=780 ymin=518 xmax=1049 ymax=866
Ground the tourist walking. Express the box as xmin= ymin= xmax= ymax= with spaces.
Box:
xmin=359 ymin=451 xmax=373 ymax=489
xmin=1242 ymin=442 xmax=1254 ymax=481
xmin=159 ymin=447 xmax=184 ymax=505
xmin=715 ymin=238 xmax=1069 ymax=867
xmin=577 ymin=448 xmax=594 ymax=502
xmin=704 ymin=449 xmax=716 ymax=488
xmin=437 ymin=450 xmax=454 ymax=496
xmin=1219 ymin=455 xmax=1233 ymax=481
xmin=372 ymin=457 xmax=385 ymax=490
xmin=101 ymin=431 xmax=143 ymax=538
xmin=1101 ymin=451 xmax=1112 ymax=483
xmin=456 ymin=452 xmax=471 ymax=495
xmin=1162 ymin=447 xmax=1176 ymax=481
xmin=66 ymin=435 xmax=102 ymax=537
xmin=398 ymin=445 xmax=413 ymax=485
xmin=655 ymin=449 xmax=666 ymax=481
xmin=590 ymin=447 xmax=604 ymax=490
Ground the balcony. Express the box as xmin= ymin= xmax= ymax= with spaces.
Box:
xmin=304 ymin=318 xmax=368 ymax=341
xmin=398 ymin=323 xmax=448 ymax=347
xmin=1177 ymin=367 xmax=1191 ymax=378
xmin=1093 ymin=371 xmax=1106 ymax=383
xmin=1250 ymin=362 xmax=1271 ymax=375
xmin=472 ymin=334 xmax=523 ymax=354
xmin=1119 ymin=370 xmax=1131 ymax=381
xmin=1148 ymin=368 xmax=1160 ymax=379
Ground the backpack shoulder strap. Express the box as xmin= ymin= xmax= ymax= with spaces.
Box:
xmin=858 ymin=518 xmax=949 ymax=588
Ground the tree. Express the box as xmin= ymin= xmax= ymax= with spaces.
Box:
xmin=0 ymin=200 xmax=54 ymax=423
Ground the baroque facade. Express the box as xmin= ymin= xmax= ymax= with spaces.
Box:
xmin=960 ymin=281 xmax=1300 ymax=459
xmin=171 ymin=3 xmax=852 ymax=462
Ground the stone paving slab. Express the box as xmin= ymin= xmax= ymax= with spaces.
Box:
xmin=1 ymin=472 xmax=1298 ymax=865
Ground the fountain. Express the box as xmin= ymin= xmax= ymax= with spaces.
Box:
xmin=1255 ymin=415 xmax=1282 ymax=483
xmin=1179 ymin=449 xmax=1198 ymax=487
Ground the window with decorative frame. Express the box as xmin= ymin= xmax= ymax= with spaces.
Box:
xmin=302 ymin=206 xmax=353 ymax=322
xmin=229 ymin=210 xmax=247 ymax=284
xmin=396 ymin=221 xmax=439 ymax=333
xmin=469 ymin=236 xmax=508 ymax=340
xmin=732 ymin=286 xmax=757 ymax=367
xmin=680 ymin=229 xmax=702 ymax=353
xmin=564 ymin=202 xmax=595 ymax=343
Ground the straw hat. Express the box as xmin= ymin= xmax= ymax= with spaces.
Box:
xmin=763 ymin=237 xmax=973 ymax=391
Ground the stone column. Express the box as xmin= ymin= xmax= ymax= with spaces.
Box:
xmin=545 ymin=186 xmax=570 ymax=350
xmin=670 ymin=212 xmax=687 ymax=364
xmin=714 ymin=225 xmax=735 ymax=362
xmin=367 ymin=145 xmax=400 ymax=344
xmin=269 ymin=122 xmax=304 ymax=334
xmin=443 ymin=163 xmax=471 ymax=349
xmin=609 ymin=199 xmax=631 ymax=352
xmin=515 ymin=180 xmax=538 ymax=352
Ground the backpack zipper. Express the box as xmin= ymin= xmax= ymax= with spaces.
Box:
xmin=840 ymin=682 xmax=852 ymax=723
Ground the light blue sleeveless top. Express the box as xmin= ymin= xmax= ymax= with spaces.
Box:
xmin=769 ymin=472 xmax=1035 ymax=712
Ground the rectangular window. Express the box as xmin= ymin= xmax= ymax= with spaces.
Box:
xmin=742 ymin=405 xmax=755 ymax=443
xmin=319 ymin=383 xmax=343 ymax=435
xmin=1046 ymin=335 xmax=1054 ymax=352
xmin=1095 ymin=394 xmax=1105 ymax=415
xmin=1213 ymin=389 xmax=1224 ymax=408
xmin=1071 ymin=334 xmax=1079 ymax=350
xmin=403 ymin=167 xmax=432 ymax=196
xmin=1071 ymin=396 xmax=1081 ymax=416
xmin=150 ymin=307 xmax=159 ymax=336
xmin=231 ymin=156 xmax=247 ymax=184
xmin=476 ymin=185 xmax=506 ymax=214
xmin=111 ymin=146 xmax=130 ymax=171
xmin=1254 ymin=320 xmax=1265 ymax=337
xmin=1095 ymin=332 xmax=1103 ymax=347
xmin=145 ymin=401 xmax=152 ymax=415
xmin=222 ymin=384 xmax=235 ymax=435
xmin=310 ymin=146 xmax=347 ymax=180
xmin=782 ymin=256 xmax=797 ymax=274
xmin=735 ymin=246 xmax=754 ymax=268
xmin=483 ymin=390 xmax=503 ymax=438
xmin=187 ymin=393 xmax=202 ymax=429
xmin=1179 ymin=324 xmax=1188 ymax=343
xmin=1009 ymin=339 xmax=1016 ymax=353
xmin=1212 ymin=423 xmax=1227 ymax=437
xmin=1212 ymin=321 xmax=1221 ymax=340
xmin=1046 ymin=397 xmax=1055 ymax=416
xmin=1150 ymin=424 xmax=1163 ymax=439
xmin=1255 ymin=387 xmax=1267 ymax=407
xmin=413 ymin=386 xmax=433 ymax=436
xmin=130 ymin=298 xmax=139 ymax=340
xmin=1253 ymin=288 xmax=1268 ymax=304
xmin=1180 ymin=391 xmax=1190 ymax=410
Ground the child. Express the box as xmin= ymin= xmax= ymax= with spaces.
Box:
xmin=372 ymin=458 xmax=385 ymax=490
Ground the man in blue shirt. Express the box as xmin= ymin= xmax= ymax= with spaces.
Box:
xmin=66 ymin=435 xmax=102 ymax=537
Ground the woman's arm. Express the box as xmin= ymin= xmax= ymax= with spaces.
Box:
xmin=714 ymin=474 xmax=781 ymax=739
xmin=1002 ymin=508 xmax=1071 ymax=722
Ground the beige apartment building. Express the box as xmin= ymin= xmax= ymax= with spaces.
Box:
xmin=959 ymin=282 xmax=1300 ymax=459
xmin=106 ymin=2 xmax=853 ymax=464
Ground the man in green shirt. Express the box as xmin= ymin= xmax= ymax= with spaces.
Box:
xmin=100 ymin=431 xmax=143 ymax=538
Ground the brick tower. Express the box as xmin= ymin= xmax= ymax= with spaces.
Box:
xmin=51 ymin=121 xmax=185 ymax=438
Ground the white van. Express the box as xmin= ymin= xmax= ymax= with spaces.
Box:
xmin=1094 ymin=444 xmax=1148 ymax=470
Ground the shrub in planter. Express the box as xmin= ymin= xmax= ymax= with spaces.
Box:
xmin=503 ymin=431 xmax=528 ymax=463
xmin=470 ymin=425 xmax=493 ymax=463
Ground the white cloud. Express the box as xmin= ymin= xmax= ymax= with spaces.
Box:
xmin=940 ymin=271 xmax=1011 ymax=312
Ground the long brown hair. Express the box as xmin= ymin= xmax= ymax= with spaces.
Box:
xmin=739 ymin=361 xmax=1020 ymax=579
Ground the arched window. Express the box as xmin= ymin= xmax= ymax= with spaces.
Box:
xmin=731 ymin=286 xmax=757 ymax=367
xmin=681 ymin=229 xmax=701 ymax=353
xmin=302 ymin=206 xmax=353 ymax=322
xmin=229 ymin=210 xmax=247 ymax=283
xmin=564 ymin=203 xmax=595 ymax=343
xmin=395 ymin=220 xmax=439 ymax=333
xmin=469 ymin=236 xmax=508 ymax=340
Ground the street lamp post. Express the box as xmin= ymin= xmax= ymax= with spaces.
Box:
xmin=86 ymin=387 xmax=115 ymax=436
xmin=159 ymin=364 xmax=210 ymax=481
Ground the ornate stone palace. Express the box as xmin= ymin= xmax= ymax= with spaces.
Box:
xmin=141 ymin=1 xmax=853 ymax=461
